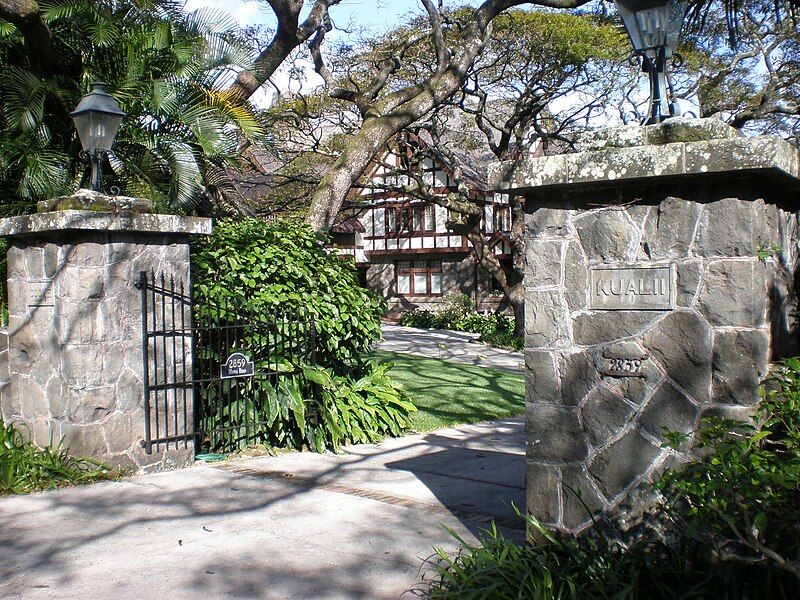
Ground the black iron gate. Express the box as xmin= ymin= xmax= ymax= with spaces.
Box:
xmin=137 ymin=271 xmax=316 ymax=454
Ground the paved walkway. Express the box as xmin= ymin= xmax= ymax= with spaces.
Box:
xmin=376 ymin=325 xmax=524 ymax=373
xmin=0 ymin=418 xmax=524 ymax=600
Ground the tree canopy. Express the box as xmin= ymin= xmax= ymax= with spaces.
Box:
xmin=0 ymin=0 xmax=262 ymax=212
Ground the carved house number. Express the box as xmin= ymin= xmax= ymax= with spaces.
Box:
xmin=598 ymin=351 xmax=648 ymax=380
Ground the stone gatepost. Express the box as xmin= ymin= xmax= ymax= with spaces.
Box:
xmin=489 ymin=118 xmax=800 ymax=533
xmin=0 ymin=191 xmax=212 ymax=473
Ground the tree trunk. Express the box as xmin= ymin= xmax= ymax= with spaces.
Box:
xmin=509 ymin=283 xmax=525 ymax=339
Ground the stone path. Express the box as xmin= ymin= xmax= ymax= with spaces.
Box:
xmin=0 ymin=418 xmax=524 ymax=600
xmin=376 ymin=325 xmax=524 ymax=373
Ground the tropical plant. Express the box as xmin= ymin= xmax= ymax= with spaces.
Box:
xmin=193 ymin=218 xmax=385 ymax=372
xmin=192 ymin=218 xmax=414 ymax=453
xmin=0 ymin=422 xmax=113 ymax=494
xmin=0 ymin=0 xmax=262 ymax=212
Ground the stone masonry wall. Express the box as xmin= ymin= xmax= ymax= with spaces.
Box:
xmin=2 ymin=231 xmax=193 ymax=473
xmin=524 ymin=192 xmax=798 ymax=532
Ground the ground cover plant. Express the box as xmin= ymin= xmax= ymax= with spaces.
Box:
xmin=369 ymin=350 xmax=524 ymax=432
xmin=419 ymin=359 xmax=800 ymax=598
xmin=399 ymin=294 xmax=523 ymax=351
xmin=0 ymin=423 xmax=112 ymax=494
xmin=192 ymin=218 xmax=415 ymax=452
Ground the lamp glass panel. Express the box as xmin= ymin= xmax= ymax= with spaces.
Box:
xmin=665 ymin=0 xmax=686 ymax=52
xmin=73 ymin=111 xmax=123 ymax=151
xmin=635 ymin=5 xmax=669 ymax=49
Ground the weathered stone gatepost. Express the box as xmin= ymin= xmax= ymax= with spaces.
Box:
xmin=0 ymin=191 xmax=212 ymax=472
xmin=489 ymin=119 xmax=800 ymax=533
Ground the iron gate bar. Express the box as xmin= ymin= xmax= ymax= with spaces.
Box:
xmin=137 ymin=270 xmax=317 ymax=455
xmin=137 ymin=270 xmax=196 ymax=454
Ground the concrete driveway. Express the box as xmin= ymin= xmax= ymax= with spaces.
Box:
xmin=0 ymin=418 xmax=524 ymax=600
xmin=376 ymin=325 xmax=524 ymax=373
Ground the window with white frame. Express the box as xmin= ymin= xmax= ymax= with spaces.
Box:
xmin=494 ymin=205 xmax=511 ymax=232
xmin=396 ymin=260 xmax=443 ymax=296
xmin=385 ymin=204 xmax=436 ymax=234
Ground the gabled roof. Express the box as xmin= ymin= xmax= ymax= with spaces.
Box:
xmin=330 ymin=216 xmax=366 ymax=233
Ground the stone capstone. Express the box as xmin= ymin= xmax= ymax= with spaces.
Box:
xmin=37 ymin=189 xmax=152 ymax=214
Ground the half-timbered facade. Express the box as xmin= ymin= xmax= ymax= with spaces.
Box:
xmin=330 ymin=133 xmax=514 ymax=316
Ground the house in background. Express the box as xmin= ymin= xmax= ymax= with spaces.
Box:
xmin=330 ymin=132 xmax=515 ymax=318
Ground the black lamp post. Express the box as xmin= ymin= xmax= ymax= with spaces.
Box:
xmin=70 ymin=82 xmax=126 ymax=192
xmin=614 ymin=0 xmax=687 ymax=125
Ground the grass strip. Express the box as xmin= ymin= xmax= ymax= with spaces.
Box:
xmin=369 ymin=349 xmax=524 ymax=432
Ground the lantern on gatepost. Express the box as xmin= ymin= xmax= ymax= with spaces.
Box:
xmin=70 ymin=82 xmax=126 ymax=192
xmin=614 ymin=0 xmax=687 ymax=124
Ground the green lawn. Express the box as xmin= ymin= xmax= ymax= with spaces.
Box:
xmin=369 ymin=350 xmax=525 ymax=432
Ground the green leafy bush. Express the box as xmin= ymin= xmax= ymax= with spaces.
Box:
xmin=422 ymin=517 xmax=722 ymax=600
xmin=192 ymin=218 xmax=414 ymax=452
xmin=0 ymin=423 xmax=112 ymax=494
xmin=399 ymin=295 xmax=522 ymax=351
xmin=193 ymin=218 xmax=385 ymax=372
xmin=657 ymin=357 xmax=800 ymax=586
xmin=421 ymin=360 xmax=800 ymax=598
xmin=303 ymin=362 xmax=417 ymax=452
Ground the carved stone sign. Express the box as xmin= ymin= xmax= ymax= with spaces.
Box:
xmin=598 ymin=350 xmax=649 ymax=379
xmin=27 ymin=280 xmax=54 ymax=308
xmin=589 ymin=265 xmax=674 ymax=311
xmin=220 ymin=352 xmax=254 ymax=379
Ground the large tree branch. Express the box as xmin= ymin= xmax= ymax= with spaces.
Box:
xmin=227 ymin=0 xmax=343 ymax=102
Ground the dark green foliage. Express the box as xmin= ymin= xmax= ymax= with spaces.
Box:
xmin=0 ymin=423 xmax=113 ymax=494
xmin=0 ymin=0 xmax=261 ymax=211
xmin=421 ymin=359 xmax=800 ymax=598
xmin=192 ymin=218 xmax=414 ymax=452
xmin=657 ymin=357 xmax=800 ymax=586
xmin=399 ymin=294 xmax=522 ymax=351
xmin=302 ymin=363 xmax=416 ymax=452
xmin=422 ymin=519 xmax=720 ymax=600
xmin=193 ymin=218 xmax=385 ymax=371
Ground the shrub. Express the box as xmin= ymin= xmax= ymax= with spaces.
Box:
xmin=421 ymin=360 xmax=800 ymax=598
xmin=399 ymin=297 xmax=522 ymax=351
xmin=193 ymin=218 xmax=386 ymax=373
xmin=421 ymin=518 xmax=722 ymax=600
xmin=192 ymin=218 xmax=415 ymax=452
xmin=0 ymin=424 xmax=112 ymax=494
xmin=657 ymin=357 xmax=800 ymax=586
